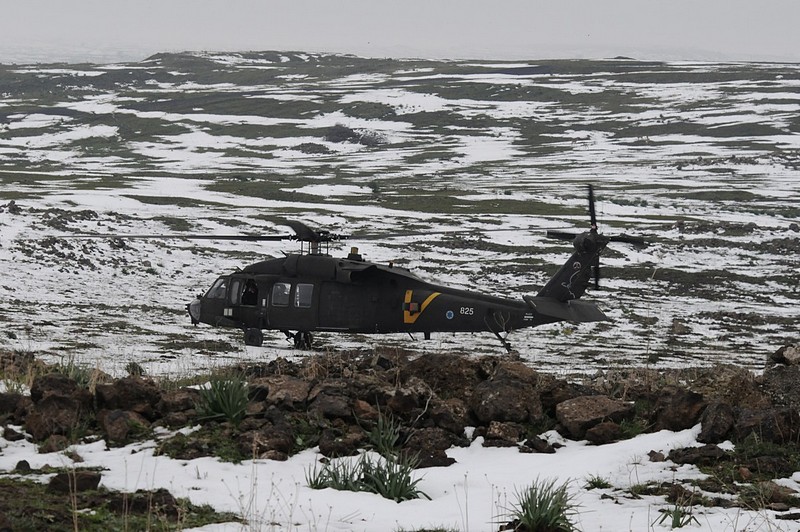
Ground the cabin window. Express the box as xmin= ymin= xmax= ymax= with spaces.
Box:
xmin=241 ymin=280 xmax=258 ymax=306
xmin=295 ymin=283 xmax=314 ymax=308
xmin=271 ymin=282 xmax=292 ymax=307
xmin=205 ymin=278 xmax=228 ymax=299
xmin=229 ymin=279 xmax=242 ymax=305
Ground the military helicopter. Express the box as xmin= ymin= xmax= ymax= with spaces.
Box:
xmin=184 ymin=185 xmax=644 ymax=351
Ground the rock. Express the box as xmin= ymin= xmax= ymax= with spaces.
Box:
xmin=401 ymin=353 xmax=484 ymax=404
xmin=405 ymin=427 xmax=467 ymax=464
xmin=352 ymin=399 xmax=378 ymax=421
xmin=318 ymin=428 xmax=364 ymax=458
xmin=648 ymin=450 xmax=665 ymax=462
xmin=688 ymin=364 xmax=768 ymax=409
xmin=30 ymin=373 xmax=79 ymax=403
xmin=668 ymin=444 xmax=727 ymax=466
xmin=585 ymin=421 xmax=622 ymax=445
xmin=413 ymin=449 xmax=456 ymax=468
xmin=698 ymin=401 xmax=735 ymax=443
xmin=762 ymin=364 xmax=800 ymax=408
xmin=48 ymin=471 xmax=101 ymax=493
xmin=652 ymin=387 xmax=706 ymax=432
xmin=157 ymin=388 xmax=201 ymax=414
xmin=522 ymin=436 xmax=555 ymax=454
xmin=96 ymin=377 xmax=162 ymax=420
xmin=769 ymin=343 xmax=800 ymax=366
xmin=97 ymin=409 xmax=151 ymax=443
xmin=239 ymin=425 xmax=294 ymax=458
xmin=309 ymin=392 xmax=351 ymax=419
xmin=429 ymin=398 xmax=470 ymax=436
xmin=257 ymin=375 xmax=311 ymax=408
xmin=469 ymin=362 xmax=544 ymax=426
xmin=555 ymin=395 xmax=634 ymax=439
xmin=735 ymin=407 xmax=800 ymax=443
xmin=24 ymin=395 xmax=82 ymax=441
xmin=14 ymin=460 xmax=31 ymax=472
xmin=1 ymin=425 xmax=25 ymax=442
xmin=486 ymin=421 xmax=523 ymax=444
xmin=0 ymin=393 xmax=22 ymax=418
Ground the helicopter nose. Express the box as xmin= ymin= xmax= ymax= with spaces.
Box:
xmin=187 ymin=298 xmax=201 ymax=325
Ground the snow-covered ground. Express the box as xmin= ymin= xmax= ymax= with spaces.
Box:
xmin=2 ymin=422 xmax=796 ymax=532
xmin=0 ymin=52 xmax=799 ymax=530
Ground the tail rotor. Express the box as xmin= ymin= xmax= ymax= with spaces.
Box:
xmin=545 ymin=185 xmax=646 ymax=290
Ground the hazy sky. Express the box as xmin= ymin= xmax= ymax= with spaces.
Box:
xmin=3 ymin=0 xmax=800 ymax=64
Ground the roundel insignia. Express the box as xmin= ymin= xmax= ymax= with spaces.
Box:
xmin=446 ymin=310 xmax=454 ymax=320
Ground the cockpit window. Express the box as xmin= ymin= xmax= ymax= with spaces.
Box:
xmin=295 ymin=283 xmax=313 ymax=308
xmin=205 ymin=278 xmax=228 ymax=299
xmin=271 ymin=282 xmax=291 ymax=307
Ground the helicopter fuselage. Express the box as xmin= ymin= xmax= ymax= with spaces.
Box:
xmin=187 ymin=236 xmax=611 ymax=350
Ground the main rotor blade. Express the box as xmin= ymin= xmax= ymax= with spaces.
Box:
xmin=608 ymin=234 xmax=648 ymax=247
xmin=545 ymin=230 xmax=579 ymax=241
xmin=588 ymin=184 xmax=597 ymax=230
xmin=56 ymin=233 xmax=293 ymax=242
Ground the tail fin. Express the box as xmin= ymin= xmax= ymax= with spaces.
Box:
xmin=536 ymin=231 xmax=607 ymax=302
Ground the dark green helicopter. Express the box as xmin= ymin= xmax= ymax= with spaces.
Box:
xmin=186 ymin=186 xmax=644 ymax=351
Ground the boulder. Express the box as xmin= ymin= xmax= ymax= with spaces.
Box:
xmin=668 ymin=444 xmax=727 ymax=466
xmin=651 ymin=387 xmax=707 ymax=431
xmin=157 ymin=388 xmax=201 ymax=414
xmin=698 ymin=401 xmax=735 ymax=443
xmin=429 ymin=397 xmax=470 ymax=436
xmin=585 ymin=421 xmax=622 ymax=445
xmin=24 ymin=395 xmax=83 ymax=441
xmin=318 ymin=428 xmax=364 ymax=458
xmin=762 ymin=364 xmax=800 ymax=408
xmin=401 ymin=353 xmax=484 ymax=404
xmin=555 ymin=395 xmax=634 ymax=439
xmin=96 ymin=377 xmax=162 ymax=420
xmin=486 ymin=421 xmax=523 ymax=444
xmin=469 ymin=361 xmax=544 ymax=425
xmin=769 ymin=343 xmax=800 ymax=366
xmin=30 ymin=373 xmax=79 ymax=403
xmin=256 ymin=375 xmax=311 ymax=408
xmin=97 ymin=409 xmax=150 ymax=443
xmin=48 ymin=471 xmax=101 ymax=493
xmin=734 ymin=407 xmax=800 ymax=443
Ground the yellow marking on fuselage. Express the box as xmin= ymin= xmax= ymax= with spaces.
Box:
xmin=403 ymin=290 xmax=441 ymax=324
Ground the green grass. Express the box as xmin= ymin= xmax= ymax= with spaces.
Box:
xmin=503 ymin=478 xmax=579 ymax=532
xmin=0 ymin=477 xmax=240 ymax=531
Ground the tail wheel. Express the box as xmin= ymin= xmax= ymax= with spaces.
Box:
xmin=294 ymin=331 xmax=313 ymax=349
xmin=244 ymin=328 xmax=264 ymax=347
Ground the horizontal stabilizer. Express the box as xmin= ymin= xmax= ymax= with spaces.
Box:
xmin=523 ymin=296 xmax=609 ymax=323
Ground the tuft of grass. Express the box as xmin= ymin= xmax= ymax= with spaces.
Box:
xmin=306 ymin=453 xmax=430 ymax=502
xmin=503 ymin=478 xmax=579 ymax=532
xmin=195 ymin=374 xmax=249 ymax=427
xmin=653 ymin=503 xmax=700 ymax=529
xmin=365 ymin=408 xmax=404 ymax=458
xmin=583 ymin=474 xmax=612 ymax=490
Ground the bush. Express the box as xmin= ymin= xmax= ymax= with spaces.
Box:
xmin=195 ymin=376 xmax=249 ymax=426
xmin=504 ymin=478 xmax=578 ymax=532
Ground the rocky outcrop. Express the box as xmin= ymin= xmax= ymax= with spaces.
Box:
xmin=3 ymin=342 xmax=800 ymax=475
xmin=555 ymin=395 xmax=634 ymax=439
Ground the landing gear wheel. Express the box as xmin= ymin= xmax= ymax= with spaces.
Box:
xmin=244 ymin=328 xmax=264 ymax=347
xmin=293 ymin=331 xmax=313 ymax=350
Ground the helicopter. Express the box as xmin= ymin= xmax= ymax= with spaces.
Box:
xmin=185 ymin=185 xmax=645 ymax=351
